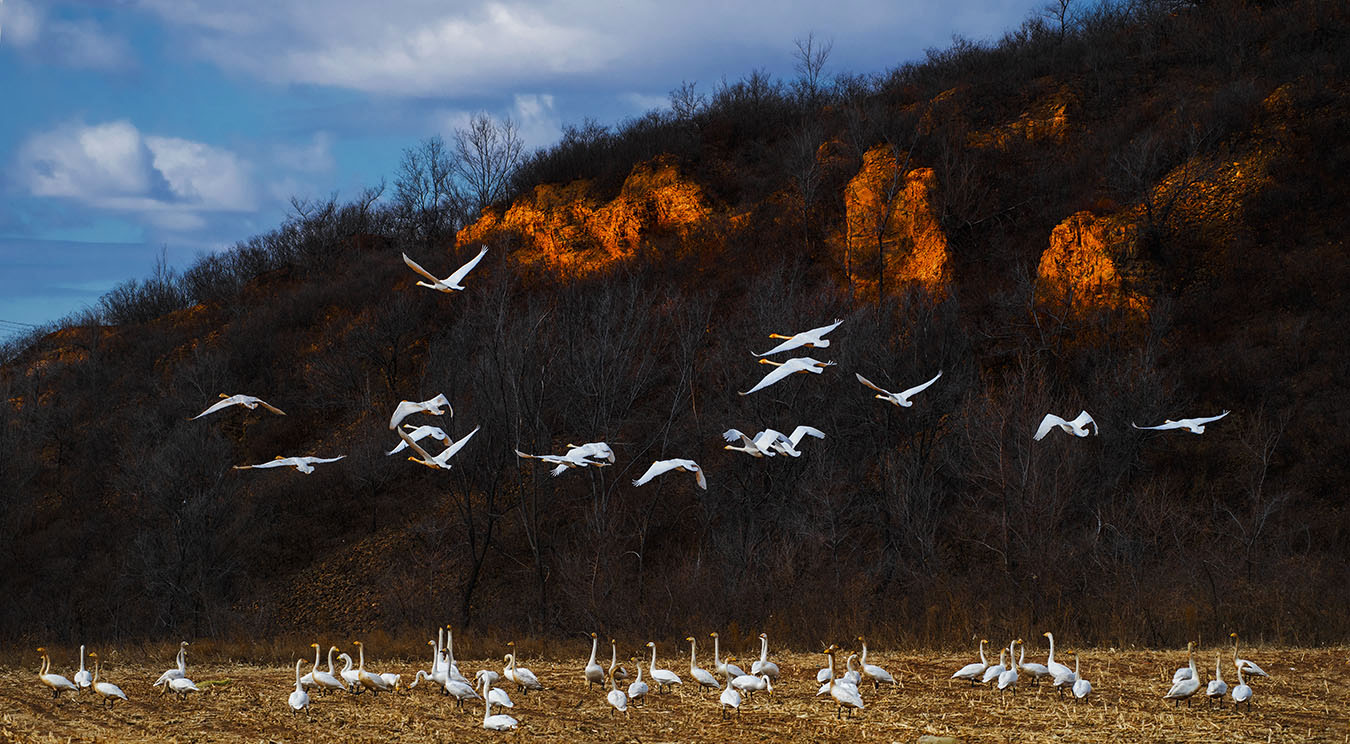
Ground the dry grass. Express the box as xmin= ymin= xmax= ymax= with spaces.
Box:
xmin=1 ymin=645 xmax=1346 ymax=743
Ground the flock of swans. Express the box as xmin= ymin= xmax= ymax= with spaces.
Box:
xmin=32 ymin=628 xmax=1272 ymax=730
xmin=191 ymin=252 xmax=1229 ymax=485
xmin=34 ymin=246 xmax=1253 ymax=730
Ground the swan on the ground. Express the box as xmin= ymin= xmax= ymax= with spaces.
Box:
xmin=1230 ymin=632 xmax=1270 ymax=680
xmin=1164 ymin=641 xmax=1201 ymax=707
xmin=856 ymin=370 xmax=942 ymax=408
xmin=288 ymin=658 xmax=310 ymax=714
xmin=153 ymin=641 xmax=189 ymax=692
xmin=168 ymin=676 xmax=199 ymax=700
xmin=338 ymin=652 xmax=360 ymax=692
xmin=752 ymin=633 xmax=780 ymax=681
xmin=1132 ymin=410 xmax=1229 ymax=434
xmin=1043 ymin=632 xmax=1075 ymax=695
xmin=409 ymin=640 xmax=446 ymax=690
xmin=1231 ymin=666 xmax=1254 ymax=712
xmin=73 ymin=645 xmax=92 ymax=691
xmin=729 ymin=659 xmax=772 ymax=699
xmin=607 ymin=670 xmax=629 ymax=717
xmin=1034 ymin=411 xmax=1098 ymax=440
xmin=352 ymin=641 xmax=392 ymax=695
xmin=1017 ymin=640 xmax=1049 ymax=685
xmin=997 ymin=641 xmax=1020 ymax=693
xmin=1071 ymin=653 xmax=1092 ymax=702
xmin=314 ymin=646 xmax=346 ymax=693
xmin=647 ymin=641 xmax=682 ymax=693
xmin=951 ymin=639 xmax=989 ymax=685
xmin=608 ymin=638 xmax=628 ymax=684
xmin=627 ymin=658 xmax=649 ymax=706
xmin=753 ymin=318 xmax=844 ymax=357
xmin=632 ymin=458 xmax=707 ymax=490
xmin=687 ymin=636 xmax=719 ymax=691
xmin=403 ymin=245 xmax=488 ymax=293
xmin=982 ymin=647 xmax=1007 ymax=685
xmin=857 ymin=637 xmax=894 ymax=689
xmin=300 ymin=643 xmax=321 ymax=690
xmin=387 ymin=425 xmax=452 ymax=455
xmin=88 ymin=652 xmax=127 ymax=708
xmin=408 ymin=425 xmax=480 ymax=470
xmin=709 ymin=633 xmax=745 ymax=678
xmin=824 ymin=646 xmax=865 ymax=718
xmin=481 ymin=675 xmax=519 ymax=730
xmin=1206 ymin=652 xmax=1228 ymax=707
xmin=739 ymin=356 xmax=836 ymax=396
xmin=584 ymin=633 xmax=605 ymax=690
xmin=718 ymin=665 xmax=742 ymax=719
xmin=36 ymin=648 xmax=78 ymax=699
xmin=504 ymin=642 xmax=543 ymax=693
xmin=233 ymin=455 xmax=345 ymax=474
xmin=191 ymin=393 xmax=286 ymax=420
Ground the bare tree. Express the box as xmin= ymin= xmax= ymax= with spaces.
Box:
xmin=455 ymin=113 xmax=525 ymax=217
xmin=394 ymin=136 xmax=460 ymax=251
xmin=669 ymin=80 xmax=706 ymax=122
xmin=793 ymin=31 xmax=834 ymax=105
xmin=1045 ymin=0 xmax=1077 ymax=43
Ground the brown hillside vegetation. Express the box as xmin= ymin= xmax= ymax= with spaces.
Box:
xmin=1 ymin=0 xmax=1349 ymax=653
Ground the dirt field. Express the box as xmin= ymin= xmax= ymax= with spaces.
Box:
xmin=1 ymin=646 xmax=1346 ymax=743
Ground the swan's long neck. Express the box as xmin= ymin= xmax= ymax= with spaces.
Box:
xmin=689 ymin=640 xmax=698 ymax=669
xmin=92 ymin=658 xmax=100 ymax=685
xmin=762 ymin=637 xmax=770 ymax=663
xmin=1215 ymin=654 xmax=1223 ymax=681
xmin=313 ymin=645 xmax=321 ymax=669
xmin=79 ymin=646 xmax=86 ymax=673
xmin=588 ymin=637 xmax=598 ymax=666
xmin=294 ymin=659 xmax=303 ymax=691
xmin=610 ymin=643 xmax=617 ymax=671
xmin=1232 ymin=635 xmax=1240 ymax=662
xmin=482 ymin=678 xmax=493 ymax=720
xmin=650 ymin=644 xmax=658 ymax=670
xmin=1188 ymin=645 xmax=1197 ymax=675
xmin=1074 ymin=655 xmax=1079 ymax=675
xmin=340 ymin=654 xmax=353 ymax=673
xmin=1018 ymin=643 xmax=1025 ymax=665
xmin=713 ymin=636 xmax=721 ymax=665
xmin=438 ymin=627 xmax=445 ymax=663
xmin=1045 ymin=634 xmax=1055 ymax=664
xmin=447 ymin=628 xmax=456 ymax=667
xmin=979 ymin=641 xmax=988 ymax=665
xmin=635 ymin=660 xmax=643 ymax=682
xmin=357 ymin=645 xmax=365 ymax=671
xmin=859 ymin=640 xmax=867 ymax=666
xmin=40 ymin=653 xmax=49 ymax=676
xmin=328 ymin=647 xmax=337 ymax=674
xmin=1237 ymin=667 xmax=1245 ymax=686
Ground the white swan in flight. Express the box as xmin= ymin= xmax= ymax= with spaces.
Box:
xmin=722 ymin=428 xmax=787 ymax=457
xmin=408 ymin=425 xmax=480 ymax=470
xmin=632 ymin=458 xmax=707 ymax=490
xmin=387 ymin=425 xmax=452 ymax=455
xmin=1133 ymin=410 xmax=1229 ymax=433
xmin=739 ymin=356 xmax=836 ymax=395
xmin=753 ymin=318 xmax=844 ymax=357
xmin=403 ymin=245 xmax=488 ymax=293
xmin=191 ymin=394 xmax=286 ymax=420
xmin=1034 ymin=411 xmax=1097 ymax=441
xmin=516 ymin=441 xmax=615 ymax=476
xmin=233 ymin=455 xmax=345 ymax=474
xmin=389 ymin=394 xmax=453 ymax=430
xmin=856 ymin=370 xmax=942 ymax=408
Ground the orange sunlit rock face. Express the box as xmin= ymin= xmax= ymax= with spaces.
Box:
xmin=457 ymin=155 xmax=710 ymax=275
xmin=836 ymin=145 xmax=950 ymax=298
xmin=968 ymin=85 xmax=1071 ymax=149
xmin=1036 ymin=211 xmax=1147 ymax=314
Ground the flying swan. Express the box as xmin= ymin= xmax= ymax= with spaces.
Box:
xmin=632 ymin=459 xmax=707 ymax=490
xmin=753 ymin=318 xmax=844 ymax=357
xmin=739 ymin=357 xmax=836 ymax=396
xmin=191 ymin=394 xmax=286 ymax=420
xmin=233 ymin=455 xmax=345 ymax=474
xmin=403 ymin=245 xmax=488 ymax=293
xmin=855 ymin=370 xmax=942 ymax=408
xmin=1132 ymin=410 xmax=1229 ymax=434
xmin=1034 ymin=411 xmax=1098 ymax=441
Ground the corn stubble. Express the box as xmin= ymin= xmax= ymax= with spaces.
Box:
xmin=0 ymin=647 xmax=1343 ymax=743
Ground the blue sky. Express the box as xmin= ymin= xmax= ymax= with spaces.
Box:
xmin=0 ymin=0 xmax=1040 ymax=337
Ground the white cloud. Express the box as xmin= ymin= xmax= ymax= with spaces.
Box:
xmin=272 ymin=132 xmax=336 ymax=174
xmin=14 ymin=120 xmax=256 ymax=232
xmin=1 ymin=1 xmax=133 ymax=68
xmin=511 ymin=93 xmax=561 ymax=150
xmin=135 ymin=0 xmax=1037 ymax=99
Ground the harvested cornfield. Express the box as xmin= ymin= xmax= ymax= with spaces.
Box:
xmin=1 ymin=646 xmax=1346 ymax=743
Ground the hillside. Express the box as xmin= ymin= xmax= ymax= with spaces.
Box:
xmin=2 ymin=0 xmax=1347 ymax=648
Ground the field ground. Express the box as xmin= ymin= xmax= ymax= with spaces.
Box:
xmin=1 ymin=646 xmax=1346 ymax=742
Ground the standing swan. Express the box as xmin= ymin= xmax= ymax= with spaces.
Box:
xmin=952 ymin=639 xmax=989 ymax=685
xmin=288 ymin=658 xmax=310 ymax=714
xmin=710 ymin=633 xmax=746 ymax=678
xmin=338 ymin=652 xmax=360 ymax=692
xmin=88 ymin=652 xmax=127 ymax=708
xmin=647 ymin=641 xmax=682 ymax=693
xmin=352 ymin=641 xmax=392 ymax=695
xmin=858 ymin=636 xmax=895 ymax=689
xmin=1043 ymin=632 xmax=1074 ymax=695
xmin=74 ymin=645 xmax=93 ymax=691
xmin=153 ymin=641 xmax=189 ymax=692
xmin=719 ymin=664 xmax=742 ymax=720
xmin=626 ymin=657 xmax=649 ymax=707
xmin=607 ymin=669 xmax=629 ymax=717
xmin=981 ymin=647 xmax=1007 ymax=685
xmin=1018 ymin=642 xmax=1050 ymax=686
xmin=687 ymin=636 xmax=719 ymax=692
xmin=504 ymin=642 xmax=543 ymax=693
xmin=997 ymin=641 xmax=1020 ymax=694
xmin=1231 ymin=666 xmax=1253 ymax=712
xmin=36 ymin=648 xmax=78 ymax=699
xmin=1164 ymin=641 xmax=1201 ymax=707
xmin=608 ymin=639 xmax=628 ymax=683
xmin=584 ymin=633 xmax=605 ymax=689
xmin=314 ymin=646 xmax=346 ymax=693
xmin=825 ymin=646 xmax=865 ymax=719
xmin=1071 ymin=653 xmax=1092 ymax=702
xmin=1206 ymin=653 xmax=1228 ymax=708
xmin=753 ymin=633 xmax=780 ymax=681
xmin=1230 ymin=632 xmax=1270 ymax=680
xmin=481 ymin=675 xmax=519 ymax=731
xmin=300 ymin=643 xmax=321 ymax=690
